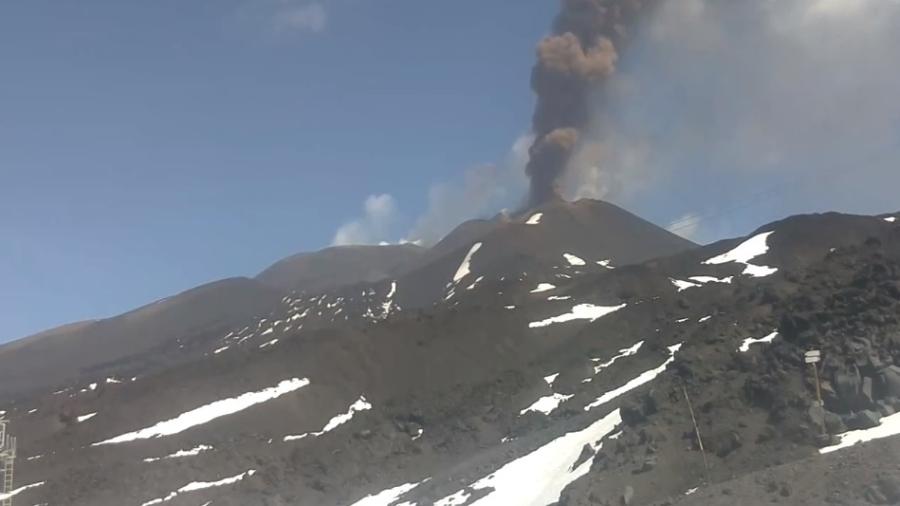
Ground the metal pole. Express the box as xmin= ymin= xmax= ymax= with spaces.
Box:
xmin=812 ymin=363 xmax=823 ymax=406
xmin=682 ymin=384 xmax=711 ymax=484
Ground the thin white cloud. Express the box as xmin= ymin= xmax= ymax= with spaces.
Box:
xmin=666 ymin=213 xmax=702 ymax=242
xmin=332 ymin=194 xmax=400 ymax=246
xmin=273 ymin=2 xmax=327 ymax=34
xmin=405 ymin=135 xmax=531 ymax=245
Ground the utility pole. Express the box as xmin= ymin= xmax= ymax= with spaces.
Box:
xmin=0 ymin=416 xmax=15 ymax=506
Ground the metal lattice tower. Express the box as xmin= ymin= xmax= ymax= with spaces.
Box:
xmin=0 ymin=417 xmax=15 ymax=506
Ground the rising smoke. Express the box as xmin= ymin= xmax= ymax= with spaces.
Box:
xmin=526 ymin=0 xmax=659 ymax=205
xmin=560 ymin=0 xmax=900 ymax=236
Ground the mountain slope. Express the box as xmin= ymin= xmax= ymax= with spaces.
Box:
xmin=2 ymin=210 xmax=897 ymax=506
xmin=0 ymin=277 xmax=285 ymax=400
xmin=255 ymin=244 xmax=427 ymax=293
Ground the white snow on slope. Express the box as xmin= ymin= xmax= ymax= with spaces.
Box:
xmin=434 ymin=409 xmax=623 ymax=506
xmin=591 ymin=341 xmax=645 ymax=376
xmin=562 ymin=253 xmax=586 ymax=266
xmin=737 ymin=331 xmax=779 ymax=352
xmin=584 ymin=344 xmax=683 ymax=411
xmin=698 ymin=315 xmax=712 ymax=323
xmin=382 ymin=281 xmax=398 ymax=315
xmin=466 ymin=276 xmax=485 ymax=291
xmin=520 ymin=393 xmax=574 ymax=416
xmin=141 ymin=470 xmax=256 ymax=506
xmin=0 ymin=482 xmax=45 ymax=501
xmin=94 ymin=378 xmax=310 ymax=446
xmin=77 ymin=412 xmax=97 ymax=423
xmin=885 ymin=216 xmax=896 ymax=223
xmin=690 ymin=276 xmax=733 ymax=285
xmin=820 ymin=412 xmax=900 ymax=454
xmin=547 ymin=295 xmax=571 ymax=301
xmin=597 ymin=259 xmax=614 ymax=269
xmin=453 ymin=243 xmax=483 ymax=283
xmin=543 ymin=374 xmax=560 ymax=386
xmin=529 ymin=304 xmax=627 ymax=329
xmin=284 ymin=396 xmax=372 ymax=442
xmin=531 ymin=283 xmax=556 ymax=294
xmin=526 ymin=213 xmax=543 ymax=225
xmin=346 ymin=479 xmax=430 ymax=506
xmin=670 ymin=279 xmax=700 ymax=292
xmin=703 ymin=231 xmax=778 ymax=278
xmin=144 ymin=445 xmax=213 ymax=463
xmin=259 ymin=338 xmax=279 ymax=349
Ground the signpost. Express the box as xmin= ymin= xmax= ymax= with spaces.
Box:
xmin=806 ymin=350 xmax=823 ymax=406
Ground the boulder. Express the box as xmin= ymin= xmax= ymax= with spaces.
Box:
xmin=824 ymin=410 xmax=847 ymax=434
xmin=876 ymin=400 xmax=895 ymax=417
xmin=622 ymin=485 xmax=635 ymax=505
xmin=846 ymin=410 xmax=882 ymax=430
xmin=879 ymin=366 xmax=900 ymax=398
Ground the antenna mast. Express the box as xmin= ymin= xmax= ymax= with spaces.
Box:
xmin=0 ymin=417 xmax=15 ymax=506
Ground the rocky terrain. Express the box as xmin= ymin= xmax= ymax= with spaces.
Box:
xmin=1 ymin=201 xmax=899 ymax=506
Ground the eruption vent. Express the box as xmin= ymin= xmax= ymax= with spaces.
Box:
xmin=526 ymin=0 xmax=657 ymax=205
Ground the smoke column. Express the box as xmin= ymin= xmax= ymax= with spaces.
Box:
xmin=526 ymin=0 xmax=658 ymax=205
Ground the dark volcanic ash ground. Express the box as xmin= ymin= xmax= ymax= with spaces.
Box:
xmin=1 ymin=201 xmax=899 ymax=506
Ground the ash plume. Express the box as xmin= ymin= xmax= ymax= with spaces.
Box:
xmin=526 ymin=0 xmax=658 ymax=206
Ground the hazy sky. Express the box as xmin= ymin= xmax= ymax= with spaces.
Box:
xmin=2 ymin=0 xmax=899 ymax=343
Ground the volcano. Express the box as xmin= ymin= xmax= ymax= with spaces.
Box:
xmin=1 ymin=203 xmax=899 ymax=506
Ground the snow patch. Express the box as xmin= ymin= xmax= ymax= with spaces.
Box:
xmin=434 ymin=409 xmax=623 ymax=506
xmin=703 ymin=231 xmax=778 ymax=278
xmin=585 ymin=344 xmax=683 ymax=411
xmin=141 ymin=470 xmax=256 ymax=506
xmin=698 ymin=315 xmax=712 ymax=323
xmin=689 ymin=276 xmax=733 ymax=285
xmin=562 ymin=253 xmax=586 ymax=266
xmin=670 ymin=279 xmax=700 ymax=292
xmin=94 ymin=378 xmax=310 ymax=445
xmin=737 ymin=331 xmax=779 ymax=352
xmin=0 ymin=481 xmax=45 ymax=501
xmin=77 ymin=412 xmax=97 ymax=422
xmin=144 ymin=445 xmax=213 ymax=463
xmin=543 ymin=374 xmax=560 ymax=386
xmin=520 ymin=393 xmax=573 ymax=416
xmin=453 ymin=243 xmax=483 ymax=283
xmin=525 ymin=212 xmax=543 ymax=225
xmin=885 ymin=216 xmax=896 ymax=223
xmin=596 ymin=259 xmax=614 ymax=269
xmin=346 ymin=479 xmax=430 ymax=506
xmin=284 ymin=396 xmax=372 ymax=442
xmin=529 ymin=303 xmax=627 ymax=329
xmin=259 ymin=338 xmax=279 ymax=349
xmin=820 ymin=411 xmax=900 ymax=454
xmin=530 ymin=283 xmax=556 ymax=294
xmin=590 ymin=341 xmax=645 ymax=376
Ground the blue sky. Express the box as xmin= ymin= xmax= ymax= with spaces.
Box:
xmin=0 ymin=0 xmax=558 ymax=341
xmin=2 ymin=0 xmax=899 ymax=343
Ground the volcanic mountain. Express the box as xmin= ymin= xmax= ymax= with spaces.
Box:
xmin=0 ymin=199 xmax=694 ymax=402
xmin=1 ymin=203 xmax=899 ymax=506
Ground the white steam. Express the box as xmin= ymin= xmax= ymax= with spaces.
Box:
xmin=332 ymin=194 xmax=400 ymax=246
xmin=562 ymin=0 xmax=900 ymax=235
